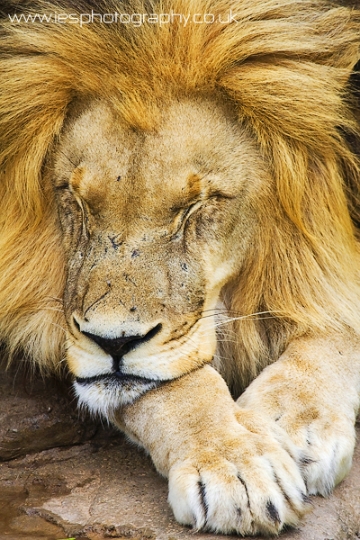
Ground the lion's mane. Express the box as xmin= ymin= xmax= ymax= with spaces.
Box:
xmin=0 ymin=0 xmax=360 ymax=377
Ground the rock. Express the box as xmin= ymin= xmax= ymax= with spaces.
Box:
xmin=0 ymin=357 xmax=100 ymax=461
xmin=0 ymin=426 xmax=359 ymax=540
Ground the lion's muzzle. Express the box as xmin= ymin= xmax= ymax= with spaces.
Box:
xmin=67 ymin=310 xmax=216 ymax=414
xmin=81 ymin=322 xmax=163 ymax=369
xmin=71 ymin=319 xmax=166 ymax=412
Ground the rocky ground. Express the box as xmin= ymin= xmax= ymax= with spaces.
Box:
xmin=0 ymin=359 xmax=359 ymax=540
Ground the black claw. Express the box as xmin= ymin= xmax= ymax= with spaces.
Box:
xmin=302 ymin=493 xmax=312 ymax=505
xmin=269 ymin=462 xmax=297 ymax=515
xmin=198 ymin=479 xmax=208 ymax=523
xmin=237 ymin=474 xmax=252 ymax=512
xmin=266 ymin=500 xmax=281 ymax=525
xmin=300 ymin=456 xmax=316 ymax=465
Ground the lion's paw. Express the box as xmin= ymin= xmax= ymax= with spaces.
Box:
xmin=168 ymin=422 xmax=310 ymax=536
xmin=295 ymin=420 xmax=356 ymax=497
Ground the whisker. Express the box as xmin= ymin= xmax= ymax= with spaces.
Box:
xmin=202 ymin=308 xmax=281 ymax=315
xmin=50 ymin=322 xmax=67 ymax=334
xmin=201 ymin=309 xmax=281 ymax=322
xmin=44 ymin=296 xmax=63 ymax=304
xmin=214 ymin=315 xmax=280 ymax=328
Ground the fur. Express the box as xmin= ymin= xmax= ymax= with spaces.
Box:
xmin=1 ymin=0 xmax=360 ymax=378
xmin=1 ymin=1 xmax=360 ymax=535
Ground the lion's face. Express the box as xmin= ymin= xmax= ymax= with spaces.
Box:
xmin=52 ymin=97 xmax=267 ymax=414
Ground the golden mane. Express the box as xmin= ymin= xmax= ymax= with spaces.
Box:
xmin=0 ymin=0 xmax=360 ymax=374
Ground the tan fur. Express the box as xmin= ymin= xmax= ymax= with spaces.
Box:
xmin=1 ymin=0 xmax=360 ymax=535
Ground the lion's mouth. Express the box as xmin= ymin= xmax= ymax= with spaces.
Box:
xmin=73 ymin=370 xmax=164 ymax=414
xmin=75 ymin=371 xmax=161 ymax=387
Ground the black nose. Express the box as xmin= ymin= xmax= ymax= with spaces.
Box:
xmin=82 ymin=323 xmax=162 ymax=358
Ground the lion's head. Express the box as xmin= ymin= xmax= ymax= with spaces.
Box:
xmin=1 ymin=0 xmax=360 ymax=411
xmin=52 ymin=97 xmax=268 ymax=410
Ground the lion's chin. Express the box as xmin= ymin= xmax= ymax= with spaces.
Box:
xmin=74 ymin=373 xmax=161 ymax=416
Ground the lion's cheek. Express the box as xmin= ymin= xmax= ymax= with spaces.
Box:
xmin=124 ymin=351 xmax=212 ymax=381
xmin=123 ymin=323 xmax=217 ymax=380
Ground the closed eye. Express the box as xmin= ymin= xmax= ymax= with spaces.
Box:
xmin=54 ymin=182 xmax=69 ymax=191
xmin=171 ymin=201 xmax=202 ymax=239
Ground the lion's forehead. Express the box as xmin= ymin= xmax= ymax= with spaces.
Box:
xmin=53 ymin=97 xmax=264 ymax=217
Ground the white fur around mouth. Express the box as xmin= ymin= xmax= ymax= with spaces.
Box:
xmin=74 ymin=373 xmax=160 ymax=416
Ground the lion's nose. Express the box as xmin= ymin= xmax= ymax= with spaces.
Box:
xmin=82 ymin=323 xmax=162 ymax=358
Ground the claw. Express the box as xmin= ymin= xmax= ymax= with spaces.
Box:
xmin=266 ymin=500 xmax=281 ymax=526
xmin=197 ymin=479 xmax=208 ymax=525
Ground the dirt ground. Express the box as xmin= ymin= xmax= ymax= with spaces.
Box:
xmin=0 ymin=360 xmax=359 ymax=540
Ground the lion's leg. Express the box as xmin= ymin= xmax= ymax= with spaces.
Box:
xmin=114 ymin=332 xmax=359 ymax=535
xmin=115 ymin=365 xmax=311 ymax=535
xmin=237 ymin=331 xmax=360 ymax=496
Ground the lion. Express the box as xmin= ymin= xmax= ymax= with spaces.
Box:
xmin=1 ymin=0 xmax=360 ymax=535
